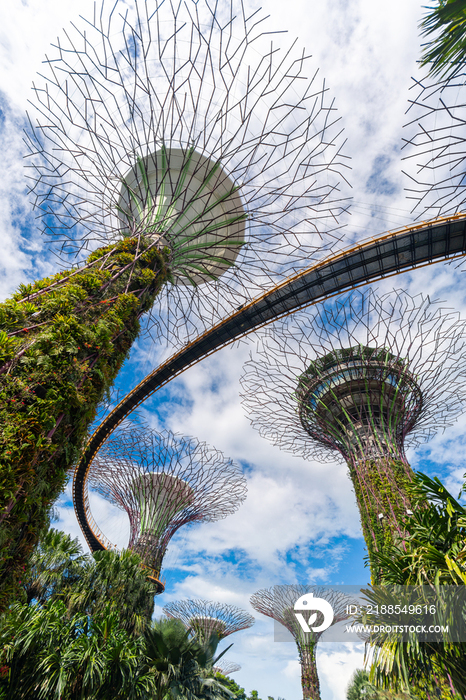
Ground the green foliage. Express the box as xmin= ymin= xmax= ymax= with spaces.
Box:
xmin=420 ymin=0 xmax=466 ymax=80
xmin=0 ymin=237 xmax=171 ymax=610
xmin=0 ymin=600 xmax=145 ymax=699
xmin=213 ymin=674 xmax=247 ymax=699
xmin=20 ymin=528 xmax=156 ymax=632
xmin=346 ymin=668 xmax=417 ymax=699
xmin=303 ymin=345 xmax=404 ymax=378
xmin=0 ymin=529 xmax=233 ymax=699
xmin=372 ymin=472 xmax=466 ymax=586
xmin=22 ymin=527 xmax=86 ymax=606
xmin=212 ymin=675 xmax=284 ymax=700
xmin=65 ymin=549 xmax=158 ymax=636
xmin=360 ymin=473 xmax=466 ymax=698
xmin=350 ymin=459 xmax=414 ymax=582
xmin=143 ymin=618 xmax=233 ymax=700
xmin=347 ymin=669 xmax=378 ymax=700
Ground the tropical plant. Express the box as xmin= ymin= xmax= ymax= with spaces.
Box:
xmin=6 ymin=531 xmax=232 ymax=696
xmin=64 ymin=549 xmax=157 ymax=637
xmin=143 ymin=617 xmax=234 ymax=700
xmin=0 ymin=599 xmax=146 ymax=699
xmin=420 ymin=0 xmax=466 ymax=80
xmin=212 ymin=677 xmax=284 ymax=700
xmin=347 ymin=669 xmax=378 ymax=699
xmin=346 ymin=669 xmax=414 ymax=699
xmin=212 ymin=674 xmax=248 ymax=700
xmin=0 ymin=567 xmax=233 ymax=698
xmin=18 ymin=526 xmax=157 ymax=638
xmin=22 ymin=527 xmax=86 ymax=605
xmin=19 ymin=525 xmax=157 ymax=633
xmin=372 ymin=472 xmax=466 ymax=586
xmin=359 ymin=472 xmax=466 ymax=698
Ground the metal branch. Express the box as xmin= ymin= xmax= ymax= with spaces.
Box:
xmin=24 ymin=0 xmax=350 ymax=346
xmin=213 ymin=661 xmax=241 ymax=675
xmin=402 ymin=71 xmax=466 ymax=219
xmin=163 ymin=599 xmax=254 ymax=640
xmin=87 ymin=425 xmax=247 ymax=589
xmin=241 ymin=288 xmax=466 ymax=573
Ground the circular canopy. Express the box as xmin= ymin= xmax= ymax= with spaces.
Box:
xmin=118 ymin=148 xmax=246 ymax=285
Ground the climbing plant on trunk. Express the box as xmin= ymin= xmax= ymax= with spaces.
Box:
xmin=0 ymin=235 xmax=171 ymax=610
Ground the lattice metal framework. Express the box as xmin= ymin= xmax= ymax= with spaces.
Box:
xmin=163 ymin=599 xmax=254 ymax=641
xmin=213 ymin=661 xmax=241 ymax=676
xmin=24 ymin=0 xmax=350 ymax=345
xmin=403 ymin=73 xmax=466 ymax=219
xmin=88 ymin=426 xmax=246 ymax=590
xmin=73 ymin=214 xmax=466 ymax=553
xmin=295 ymin=346 xmax=423 ymax=463
xmin=250 ymin=585 xmax=349 ymax=700
xmin=241 ymin=289 xmax=466 ymax=571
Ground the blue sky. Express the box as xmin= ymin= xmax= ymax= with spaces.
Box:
xmin=3 ymin=0 xmax=466 ymax=698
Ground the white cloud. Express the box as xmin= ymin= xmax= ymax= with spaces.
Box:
xmin=318 ymin=643 xmax=366 ymax=700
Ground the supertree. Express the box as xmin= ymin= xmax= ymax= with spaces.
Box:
xmin=87 ymin=426 xmax=247 ymax=592
xmin=250 ymin=585 xmax=350 ymax=700
xmin=0 ymin=0 xmax=349 ymax=605
xmin=163 ymin=599 xmax=254 ymax=641
xmin=241 ymin=289 xmax=466 ymax=576
xmin=213 ymin=661 xmax=241 ymax=676
xmin=25 ymin=0 xmax=350 ymax=343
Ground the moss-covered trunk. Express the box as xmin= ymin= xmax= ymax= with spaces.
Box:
xmin=0 ymin=236 xmax=171 ymax=610
xmin=298 ymin=643 xmax=321 ymax=700
xmin=349 ymin=457 xmax=414 ymax=581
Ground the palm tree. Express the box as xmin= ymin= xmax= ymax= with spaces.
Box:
xmin=64 ymin=549 xmax=157 ymax=636
xmin=0 ymin=599 xmax=146 ymax=699
xmin=420 ymin=0 xmax=466 ymax=80
xmin=22 ymin=527 xmax=156 ymax=636
xmin=23 ymin=528 xmax=86 ymax=605
xmin=347 ymin=670 xmax=378 ymax=699
xmin=372 ymin=472 xmax=466 ymax=586
xmin=359 ymin=473 xmax=466 ymax=698
xmin=0 ymin=526 xmax=234 ymax=698
xmin=142 ymin=617 xmax=233 ymax=700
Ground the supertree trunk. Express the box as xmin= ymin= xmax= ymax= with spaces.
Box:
xmin=348 ymin=457 xmax=415 ymax=578
xmin=0 ymin=235 xmax=171 ymax=609
xmin=298 ymin=643 xmax=321 ymax=700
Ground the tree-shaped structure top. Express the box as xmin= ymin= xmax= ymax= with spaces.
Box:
xmin=213 ymin=661 xmax=241 ymax=676
xmin=250 ymin=585 xmax=349 ymax=646
xmin=163 ymin=599 xmax=254 ymax=641
xmin=296 ymin=344 xmax=423 ymax=462
xmin=240 ymin=289 xmax=466 ymax=464
xmin=88 ymin=426 xmax=247 ymax=582
xmin=250 ymin=585 xmax=351 ymax=700
xmin=24 ymin=0 xmax=350 ymax=343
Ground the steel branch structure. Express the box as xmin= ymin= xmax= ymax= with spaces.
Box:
xmin=24 ymin=0 xmax=350 ymax=345
xmin=250 ymin=585 xmax=349 ymax=700
xmin=403 ymin=73 xmax=466 ymax=219
xmin=241 ymin=289 xmax=466 ymax=574
xmin=163 ymin=599 xmax=254 ymax=641
xmin=213 ymin=661 xmax=241 ymax=676
xmin=87 ymin=426 xmax=246 ymax=592
xmin=73 ymin=214 xmax=466 ymax=553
